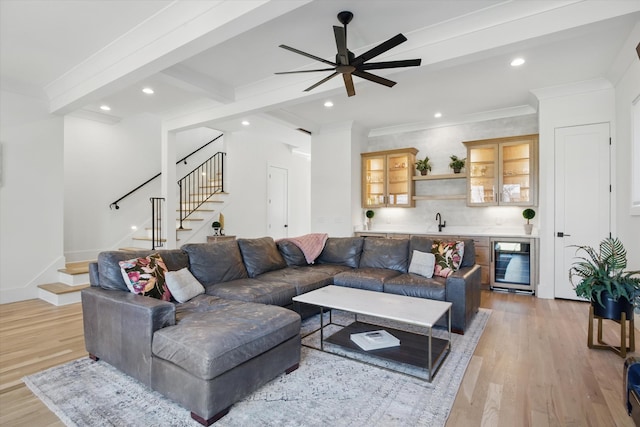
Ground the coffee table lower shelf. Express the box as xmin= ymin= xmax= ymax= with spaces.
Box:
xmin=313 ymin=321 xmax=450 ymax=381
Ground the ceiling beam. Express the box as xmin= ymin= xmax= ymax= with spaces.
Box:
xmin=159 ymin=64 xmax=235 ymax=104
xmin=45 ymin=0 xmax=312 ymax=115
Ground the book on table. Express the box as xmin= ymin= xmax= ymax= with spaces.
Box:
xmin=350 ymin=330 xmax=400 ymax=351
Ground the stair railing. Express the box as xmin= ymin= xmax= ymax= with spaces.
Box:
xmin=110 ymin=134 xmax=223 ymax=210
xmin=177 ymin=152 xmax=226 ymax=230
xmin=150 ymin=197 xmax=165 ymax=250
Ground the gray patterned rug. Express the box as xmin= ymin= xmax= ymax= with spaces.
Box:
xmin=23 ymin=308 xmax=490 ymax=427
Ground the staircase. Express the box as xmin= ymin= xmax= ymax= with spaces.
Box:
xmin=37 ymin=261 xmax=91 ymax=306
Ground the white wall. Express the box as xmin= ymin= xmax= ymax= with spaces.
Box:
xmin=311 ymin=122 xmax=364 ymax=237
xmin=0 ymin=90 xmax=64 ymax=303
xmin=64 ymin=115 xmax=221 ymax=261
xmin=366 ymin=115 xmax=539 ymax=231
xmin=536 ymin=80 xmax=616 ymax=299
xmin=223 ymin=129 xmax=310 ymax=239
xmin=614 ymin=51 xmax=640 ymax=270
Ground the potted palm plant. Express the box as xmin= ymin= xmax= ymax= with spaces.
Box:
xmin=569 ymin=237 xmax=640 ymax=320
xmin=415 ymin=156 xmax=431 ymax=176
xmin=449 ymin=155 xmax=466 ymax=174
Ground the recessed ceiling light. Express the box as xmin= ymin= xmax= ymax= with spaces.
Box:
xmin=434 ymin=112 xmax=442 ymax=118
xmin=510 ymin=57 xmax=525 ymax=67
xmin=241 ymin=120 xmax=250 ymax=126
xmin=100 ymin=105 xmax=111 ymax=111
xmin=142 ymin=87 xmax=154 ymax=94
xmin=324 ymin=101 xmax=334 ymax=108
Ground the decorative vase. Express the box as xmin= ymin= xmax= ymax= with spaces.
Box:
xmin=592 ymin=292 xmax=633 ymax=321
xmin=365 ymin=219 xmax=372 ymax=230
xmin=524 ymin=224 xmax=533 ymax=235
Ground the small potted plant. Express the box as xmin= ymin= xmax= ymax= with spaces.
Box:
xmin=211 ymin=221 xmax=221 ymax=236
xmin=449 ymin=155 xmax=466 ymax=174
xmin=365 ymin=210 xmax=374 ymax=230
xmin=415 ymin=156 xmax=431 ymax=176
xmin=570 ymin=237 xmax=640 ymax=320
xmin=522 ymin=208 xmax=535 ymax=235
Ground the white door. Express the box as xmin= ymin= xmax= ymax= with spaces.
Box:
xmin=268 ymin=166 xmax=288 ymax=239
xmin=554 ymin=123 xmax=611 ymax=300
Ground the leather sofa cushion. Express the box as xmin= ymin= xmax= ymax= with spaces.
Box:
xmin=384 ymin=273 xmax=447 ymax=301
xmin=182 ymin=241 xmax=248 ymax=286
xmin=205 ymin=278 xmax=296 ymax=306
xmin=153 ymin=295 xmax=300 ymax=380
xmin=316 ymin=237 xmax=364 ymax=268
xmin=359 ymin=238 xmax=409 ymax=272
xmin=97 ymin=249 xmax=189 ymax=292
xmin=276 ymin=240 xmax=307 ymax=266
xmin=237 ymin=237 xmax=287 ymax=278
xmin=333 ymin=267 xmax=402 ymax=292
xmin=460 ymin=239 xmax=476 ymax=267
xmin=257 ymin=267 xmax=333 ymax=295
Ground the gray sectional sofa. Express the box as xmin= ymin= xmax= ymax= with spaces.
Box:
xmin=82 ymin=235 xmax=480 ymax=425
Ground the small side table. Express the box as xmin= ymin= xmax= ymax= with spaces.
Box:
xmin=588 ymin=305 xmax=635 ymax=358
xmin=206 ymin=235 xmax=236 ymax=243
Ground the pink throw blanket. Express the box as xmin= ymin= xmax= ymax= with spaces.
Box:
xmin=280 ymin=233 xmax=328 ymax=264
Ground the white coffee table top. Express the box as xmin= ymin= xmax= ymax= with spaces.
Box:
xmin=293 ymin=285 xmax=451 ymax=328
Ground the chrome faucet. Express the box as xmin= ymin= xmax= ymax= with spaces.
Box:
xmin=436 ymin=212 xmax=446 ymax=232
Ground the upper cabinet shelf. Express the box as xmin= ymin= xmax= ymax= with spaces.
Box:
xmin=463 ymin=134 xmax=539 ymax=207
xmin=362 ymin=147 xmax=418 ymax=208
xmin=413 ymin=173 xmax=466 ymax=181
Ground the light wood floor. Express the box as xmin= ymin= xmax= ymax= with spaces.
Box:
xmin=0 ymin=292 xmax=637 ymax=426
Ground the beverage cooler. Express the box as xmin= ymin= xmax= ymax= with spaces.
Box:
xmin=490 ymin=238 xmax=534 ymax=294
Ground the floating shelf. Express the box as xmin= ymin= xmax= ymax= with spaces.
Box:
xmin=412 ymin=195 xmax=466 ymax=201
xmin=413 ymin=174 xmax=466 ymax=181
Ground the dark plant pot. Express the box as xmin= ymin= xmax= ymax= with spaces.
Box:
xmin=453 ymin=168 xmax=462 ymax=174
xmin=592 ymin=292 xmax=634 ymax=320
xmin=420 ymin=170 xmax=428 ymax=176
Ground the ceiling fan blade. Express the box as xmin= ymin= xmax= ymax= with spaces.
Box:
xmin=333 ymin=26 xmax=349 ymax=65
xmin=351 ymin=34 xmax=407 ymax=67
xmin=359 ymin=59 xmax=421 ymax=70
xmin=279 ymin=45 xmax=336 ymax=67
xmin=275 ymin=68 xmax=336 ymax=75
xmin=343 ymin=73 xmax=355 ymax=97
xmin=352 ymin=70 xmax=396 ymax=88
xmin=304 ymin=72 xmax=339 ymax=92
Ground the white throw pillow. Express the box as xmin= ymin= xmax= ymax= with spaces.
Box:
xmin=164 ymin=268 xmax=205 ymax=303
xmin=408 ymin=250 xmax=436 ymax=278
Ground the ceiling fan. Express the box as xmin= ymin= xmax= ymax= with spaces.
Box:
xmin=275 ymin=11 xmax=422 ymax=97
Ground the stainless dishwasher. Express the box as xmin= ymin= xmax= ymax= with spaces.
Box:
xmin=490 ymin=238 xmax=534 ymax=294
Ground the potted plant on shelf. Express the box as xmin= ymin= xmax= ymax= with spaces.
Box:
xmin=365 ymin=210 xmax=375 ymax=230
xmin=569 ymin=237 xmax=640 ymax=320
xmin=449 ymin=155 xmax=466 ymax=174
xmin=211 ymin=221 xmax=221 ymax=236
xmin=522 ymin=208 xmax=535 ymax=235
xmin=415 ymin=156 xmax=432 ymax=176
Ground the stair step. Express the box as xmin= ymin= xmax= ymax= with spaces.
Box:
xmin=38 ymin=283 xmax=89 ymax=306
xmin=39 ymin=282 xmax=89 ymax=294
xmin=119 ymin=247 xmax=150 ymax=252
xmin=132 ymin=237 xmax=175 ymax=242
xmin=57 ymin=260 xmax=93 ymax=275
xmin=178 ymin=209 xmax=214 ymax=213
xmin=145 ymin=227 xmax=192 ymax=232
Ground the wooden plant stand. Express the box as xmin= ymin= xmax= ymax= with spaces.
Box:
xmin=588 ymin=305 xmax=635 ymax=358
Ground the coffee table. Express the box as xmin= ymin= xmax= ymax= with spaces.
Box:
xmin=292 ymin=285 xmax=452 ymax=381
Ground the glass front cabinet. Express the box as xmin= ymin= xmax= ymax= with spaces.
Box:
xmin=362 ymin=148 xmax=418 ymax=208
xmin=464 ymin=134 xmax=538 ymax=207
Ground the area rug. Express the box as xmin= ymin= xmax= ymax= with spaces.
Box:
xmin=23 ymin=308 xmax=490 ymax=427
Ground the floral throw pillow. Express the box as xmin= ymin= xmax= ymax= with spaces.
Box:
xmin=119 ymin=253 xmax=172 ymax=301
xmin=431 ymin=241 xmax=465 ymax=278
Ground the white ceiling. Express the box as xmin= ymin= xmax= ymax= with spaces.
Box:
xmin=1 ymin=0 xmax=639 ymax=139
